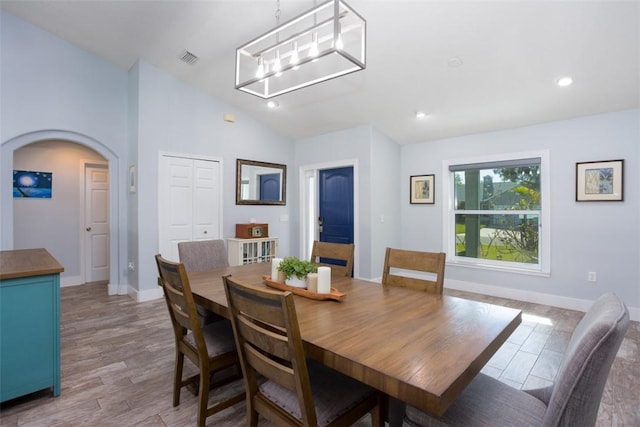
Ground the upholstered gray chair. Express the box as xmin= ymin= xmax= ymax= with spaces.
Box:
xmin=178 ymin=239 xmax=229 ymax=325
xmin=403 ymin=292 xmax=629 ymax=427
xmin=177 ymin=239 xmax=229 ymax=272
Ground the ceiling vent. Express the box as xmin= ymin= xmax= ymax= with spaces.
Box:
xmin=178 ymin=50 xmax=199 ymax=65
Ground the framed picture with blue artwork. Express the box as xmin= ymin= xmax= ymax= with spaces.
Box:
xmin=576 ymin=159 xmax=623 ymax=202
xmin=13 ymin=170 xmax=53 ymax=198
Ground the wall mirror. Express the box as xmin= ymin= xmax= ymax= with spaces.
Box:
xmin=236 ymin=159 xmax=286 ymax=205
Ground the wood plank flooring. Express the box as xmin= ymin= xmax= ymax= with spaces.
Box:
xmin=1 ymin=283 xmax=637 ymax=426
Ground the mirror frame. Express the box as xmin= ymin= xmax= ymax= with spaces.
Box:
xmin=236 ymin=158 xmax=287 ymax=205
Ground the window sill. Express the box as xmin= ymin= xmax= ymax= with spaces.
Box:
xmin=447 ymin=259 xmax=550 ymax=277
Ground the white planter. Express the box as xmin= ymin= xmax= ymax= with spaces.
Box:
xmin=285 ymin=276 xmax=307 ymax=288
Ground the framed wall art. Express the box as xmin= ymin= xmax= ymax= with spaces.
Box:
xmin=576 ymin=159 xmax=623 ymax=202
xmin=410 ymin=174 xmax=435 ymax=204
xmin=13 ymin=170 xmax=53 ymax=198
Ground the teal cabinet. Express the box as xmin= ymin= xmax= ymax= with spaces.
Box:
xmin=0 ymin=249 xmax=63 ymax=403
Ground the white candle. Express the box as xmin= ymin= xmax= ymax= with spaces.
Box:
xmin=317 ymin=266 xmax=331 ymax=294
xmin=271 ymin=258 xmax=282 ymax=281
xmin=306 ymin=273 xmax=318 ymax=293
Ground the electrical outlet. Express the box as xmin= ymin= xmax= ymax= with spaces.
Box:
xmin=128 ymin=262 xmax=135 ymax=272
xmin=587 ymin=272 xmax=597 ymax=282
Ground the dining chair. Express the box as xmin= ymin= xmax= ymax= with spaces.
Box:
xmin=222 ymin=275 xmax=384 ymax=427
xmin=402 ymin=292 xmax=629 ymax=427
xmin=310 ymin=240 xmax=355 ymax=277
xmin=178 ymin=239 xmax=230 ymax=271
xmin=178 ymin=239 xmax=229 ymax=324
xmin=381 ymin=247 xmax=446 ymax=294
xmin=155 ymin=254 xmax=244 ymax=427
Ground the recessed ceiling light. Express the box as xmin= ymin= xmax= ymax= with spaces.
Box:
xmin=267 ymin=101 xmax=279 ymax=109
xmin=556 ymin=76 xmax=573 ymax=87
xmin=415 ymin=111 xmax=427 ymax=119
xmin=447 ymin=57 xmax=463 ymax=68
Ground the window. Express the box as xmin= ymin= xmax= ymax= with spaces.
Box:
xmin=444 ymin=152 xmax=549 ymax=274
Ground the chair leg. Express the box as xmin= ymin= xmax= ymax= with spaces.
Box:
xmin=173 ymin=351 xmax=185 ymax=407
xmin=197 ymin=368 xmax=211 ymax=427
xmin=247 ymin=405 xmax=259 ymax=427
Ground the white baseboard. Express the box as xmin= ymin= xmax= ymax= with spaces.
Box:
xmin=60 ymin=275 xmax=83 ymax=287
xmin=130 ymin=285 xmax=163 ymax=303
xmin=108 ymin=283 xmax=128 ymax=296
xmin=445 ymin=278 xmax=640 ymax=322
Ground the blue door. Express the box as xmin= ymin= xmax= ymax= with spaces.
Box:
xmin=259 ymin=173 xmax=280 ymax=201
xmin=319 ymin=167 xmax=354 ymax=267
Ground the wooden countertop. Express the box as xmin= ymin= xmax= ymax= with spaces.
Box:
xmin=0 ymin=248 xmax=64 ymax=280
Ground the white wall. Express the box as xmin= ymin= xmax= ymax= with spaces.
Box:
xmin=295 ymin=125 xmax=401 ymax=279
xmin=370 ymin=127 xmax=402 ymax=277
xmin=0 ymin=11 xmax=129 ymax=290
xmin=401 ymin=109 xmax=640 ymax=314
xmin=131 ymin=60 xmax=294 ymax=297
xmin=1 ymin=12 xmax=295 ymax=300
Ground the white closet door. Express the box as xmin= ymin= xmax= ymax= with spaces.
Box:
xmin=158 ymin=155 xmax=221 ymax=262
xmin=193 ymin=159 xmax=220 ymax=241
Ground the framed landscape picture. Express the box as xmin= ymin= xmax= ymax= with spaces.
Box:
xmin=410 ymin=174 xmax=435 ymax=204
xmin=576 ymin=159 xmax=623 ymax=201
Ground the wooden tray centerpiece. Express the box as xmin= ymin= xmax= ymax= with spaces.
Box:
xmin=263 ymin=276 xmax=346 ymax=302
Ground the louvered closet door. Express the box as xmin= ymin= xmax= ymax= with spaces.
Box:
xmin=158 ymin=155 xmax=221 ymax=262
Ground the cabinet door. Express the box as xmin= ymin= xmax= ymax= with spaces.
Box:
xmin=1 ymin=275 xmax=59 ymax=402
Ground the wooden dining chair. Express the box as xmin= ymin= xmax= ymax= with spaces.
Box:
xmin=155 ymin=254 xmax=244 ymax=427
xmin=402 ymin=292 xmax=630 ymax=427
xmin=222 ymin=275 xmax=384 ymax=427
xmin=310 ymin=241 xmax=355 ymax=277
xmin=178 ymin=239 xmax=229 ymax=324
xmin=381 ymin=247 xmax=446 ymax=294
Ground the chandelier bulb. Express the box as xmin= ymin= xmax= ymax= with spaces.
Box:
xmin=336 ymin=23 xmax=344 ymax=50
xmin=273 ymin=50 xmax=282 ymax=77
xmin=309 ymin=32 xmax=319 ymax=58
xmin=256 ymin=57 xmax=266 ymax=79
xmin=290 ymin=41 xmax=300 ymax=70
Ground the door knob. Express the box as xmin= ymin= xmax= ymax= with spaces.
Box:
xmin=86 ymin=227 xmax=92 ymax=232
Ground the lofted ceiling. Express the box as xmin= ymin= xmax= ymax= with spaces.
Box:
xmin=2 ymin=0 xmax=638 ymax=145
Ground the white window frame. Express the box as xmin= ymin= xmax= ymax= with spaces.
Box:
xmin=442 ymin=150 xmax=550 ymax=276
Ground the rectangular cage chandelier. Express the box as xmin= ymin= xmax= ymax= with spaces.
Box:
xmin=235 ymin=0 xmax=366 ymax=99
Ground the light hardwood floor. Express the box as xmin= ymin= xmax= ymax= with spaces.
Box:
xmin=1 ymin=283 xmax=638 ymax=426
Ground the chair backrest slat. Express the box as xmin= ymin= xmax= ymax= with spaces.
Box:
xmin=382 ymin=247 xmax=446 ymax=294
xmin=310 ymin=241 xmax=355 ymax=277
xmin=155 ymin=255 xmax=206 ymax=358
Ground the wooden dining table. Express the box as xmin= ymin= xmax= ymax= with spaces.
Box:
xmin=188 ymin=263 xmax=521 ymax=420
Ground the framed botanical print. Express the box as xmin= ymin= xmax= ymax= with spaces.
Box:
xmin=576 ymin=159 xmax=623 ymax=201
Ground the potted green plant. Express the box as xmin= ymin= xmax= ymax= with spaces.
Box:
xmin=277 ymin=256 xmax=317 ymax=288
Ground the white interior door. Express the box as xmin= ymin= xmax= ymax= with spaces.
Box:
xmin=84 ymin=164 xmax=109 ymax=282
xmin=159 ymin=154 xmax=221 ymax=262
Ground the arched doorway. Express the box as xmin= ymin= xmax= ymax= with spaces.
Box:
xmin=1 ymin=130 xmax=124 ymax=295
